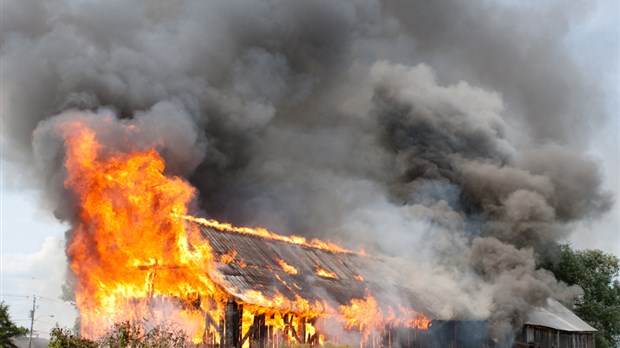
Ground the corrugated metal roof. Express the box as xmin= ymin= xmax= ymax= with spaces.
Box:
xmin=525 ymin=298 xmax=596 ymax=332
xmin=198 ymin=224 xmax=435 ymax=316
xmin=199 ymin=224 xmax=596 ymax=333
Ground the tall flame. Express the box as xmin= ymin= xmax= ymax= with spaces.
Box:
xmin=63 ymin=122 xmax=223 ymax=340
xmin=60 ymin=120 xmax=430 ymax=345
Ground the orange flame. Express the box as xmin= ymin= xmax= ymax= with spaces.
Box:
xmin=339 ymin=292 xmax=431 ymax=343
xmin=220 ymin=250 xmax=237 ymax=264
xmin=59 ymin=119 xmax=431 ymax=346
xmin=277 ymin=259 xmax=298 ymax=275
xmin=181 ymin=215 xmax=361 ymax=254
xmin=316 ymin=268 xmax=339 ymax=279
xmin=62 ymin=122 xmax=223 ymax=341
xmin=339 ymin=292 xmax=382 ymax=341
xmin=412 ymin=313 xmax=432 ymax=330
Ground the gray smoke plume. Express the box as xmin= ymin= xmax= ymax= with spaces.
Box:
xmin=1 ymin=0 xmax=613 ymax=342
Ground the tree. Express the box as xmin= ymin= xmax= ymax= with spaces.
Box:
xmin=0 ymin=301 xmax=29 ymax=348
xmin=99 ymin=321 xmax=190 ymax=348
xmin=48 ymin=326 xmax=98 ymax=348
xmin=48 ymin=322 xmax=190 ymax=348
xmin=543 ymin=244 xmax=620 ymax=348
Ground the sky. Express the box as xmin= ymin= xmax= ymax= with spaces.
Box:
xmin=0 ymin=188 xmax=77 ymax=337
xmin=0 ymin=0 xmax=618 ymax=340
xmin=566 ymin=0 xmax=619 ymax=254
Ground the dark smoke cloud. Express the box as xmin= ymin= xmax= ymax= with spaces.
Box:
xmin=381 ymin=0 xmax=601 ymax=147
xmin=470 ymin=237 xmax=578 ymax=339
xmin=1 ymin=0 xmax=613 ymax=341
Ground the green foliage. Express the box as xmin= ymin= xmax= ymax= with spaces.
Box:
xmin=543 ymin=244 xmax=620 ymax=348
xmin=48 ymin=322 xmax=190 ymax=348
xmin=48 ymin=326 xmax=98 ymax=348
xmin=98 ymin=321 xmax=190 ymax=348
xmin=0 ymin=301 xmax=29 ymax=348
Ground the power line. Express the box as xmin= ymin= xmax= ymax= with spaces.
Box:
xmin=38 ymin=296 xmax=74 ymax=308
xmin=0 ymin=293 xmax=74 ymax=307
xmin=0 ymin=294 xmax=29 ymax=297
xmin=0 ymin=294 xmax=30 ymax=300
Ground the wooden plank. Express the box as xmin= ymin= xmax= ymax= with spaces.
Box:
xmin=225 ymin=300 xmax=240 ymax=348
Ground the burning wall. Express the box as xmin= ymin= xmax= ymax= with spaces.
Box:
xmin=49 ymin=119 xmax=433 ymax=345
xmin=1 ymin=0 xmax=614 ymax=346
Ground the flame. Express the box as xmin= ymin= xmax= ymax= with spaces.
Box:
xmin=339 ymin=292 xmax=382 ymax=341
xmin=316 ymin=268 xmax=339 ymax=279
xmin=59 ymin=119 xmax=431 ymax=346
xmin=62 ymin=122 xmax=223 ymax=341
xmin=220 ymin=250 xmax=237 ymax=264
xmin=181 ymin=215 xmax=360 ymax=254
xmin=397 ymin=305 xmax=432 ymax=330
xmin=277 ymin=259 xmax=298 ymax=275
xmin=339 ymin=292 xmax=431 ymax=343
xmin=412 ymin=313 xmax=432 ymax=330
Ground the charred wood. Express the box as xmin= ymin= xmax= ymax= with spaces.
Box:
xmin=225 ymin=300 xmax=241 ymax=348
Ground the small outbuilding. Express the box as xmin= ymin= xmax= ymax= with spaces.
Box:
xmin=515 ymin=298 xmax=595 ymax=348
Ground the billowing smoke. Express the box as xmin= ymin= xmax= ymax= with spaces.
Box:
xmin=1 ymin=0 xmax=613 ymax=341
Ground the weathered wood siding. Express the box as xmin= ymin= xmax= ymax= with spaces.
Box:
xmin=516 ymin=325 xmax=595 ymax=348
xmin=387 ymin=321 xmax=495 ymax=348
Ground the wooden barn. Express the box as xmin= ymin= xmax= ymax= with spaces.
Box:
xmin=179 ymin=222 xmax=596 ymax=348
xmin=514 ymin=298 xmax=595 ymax=348
xmin=196 ymin=223 xmax=438 ymax=347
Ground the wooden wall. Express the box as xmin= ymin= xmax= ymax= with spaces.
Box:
xmin=515 ymin=325 xmax=595 ymax=348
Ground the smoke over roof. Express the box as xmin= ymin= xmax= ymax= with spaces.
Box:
xmin=1 ymin=0 xmax=613 ymax=341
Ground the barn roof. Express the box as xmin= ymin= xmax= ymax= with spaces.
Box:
xmin=525 ymin=298 xmax=596 ymax=332
xmin=197 ymin=224 xmax=599 ymax=333
xmin=198 ymin=224 xmax=435 ymax=316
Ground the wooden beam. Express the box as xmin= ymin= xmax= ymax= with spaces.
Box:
xmin=225 ymin=300 xmax=241 ymax=348
xmin=219 ymin=319 xmax=224 ymax=347
xmin=283 ymin=313 xmax=302 ymax=343
xmin=241 ymin=323 xmax=255 ymax=346
xmin=299 ymin=317 xmax=306 ymax=343
xmin=237 ymin=304 xmax=244 ymax=345
xmin=250 ymin=314 xmax=267 ymax=348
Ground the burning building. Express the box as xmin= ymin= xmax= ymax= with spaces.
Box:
xmin=45 ymin=119 xmax=597 ymax=347
xmin=28 ymin=118 xmax=593 ymax=348
xmin=1 ymin=1 xmax=614 ymax=347
xmin=184 ymin=221 xmax=436 ymax=347
xmin=54 ymin=121 xmax=442 ymax=346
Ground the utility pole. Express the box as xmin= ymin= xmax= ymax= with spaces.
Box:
xmin=28 ymin=295 xmax=36 ymax=348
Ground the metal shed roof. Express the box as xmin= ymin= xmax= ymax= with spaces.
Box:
xmin=525 ymin=298 xmax=596 ymax=332
xmin=198 ymin=224 xmax=435 ymax=316
xmin=197 ymin=224 xmax=598 ymax=333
